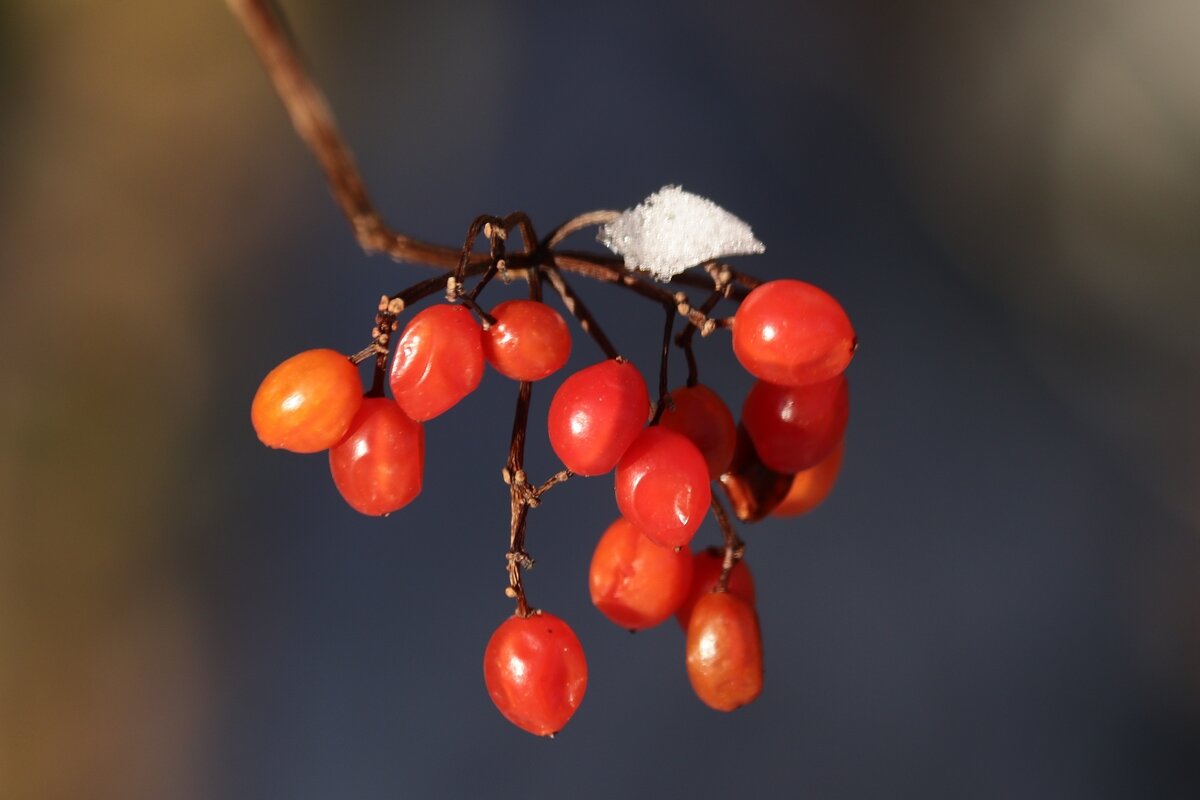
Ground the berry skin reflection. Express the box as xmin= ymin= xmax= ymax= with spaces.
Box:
xmin=483 ymin=612 xmax=588 ymax=737
xmin=732 ymin=279 xmax=855 ymax=386
xmin=686 ymin=592 xmax=764 ymax=712
xmin=589 ymin=517 xmax=694 ymax=630
xmin=389 ymin=304 xmax=484 ymax=421
xmin=547 ymin=359 xmax=649 ymax=476
xmin=614 ymin=427 xmax=711 ymax=549
xmin=251 ymin=348 xmax=362 ymax=453
xmin=328 ymin=398 xmax=424 ymax=516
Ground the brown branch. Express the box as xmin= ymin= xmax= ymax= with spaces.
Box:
xmin=677 ymin=263 xmax=733 ymax=386
xmin=541 ymin=267 xmax=620 ymax=360
xmin=227 ymin=0 xmax=762 ymax=313
xmin=501 ymin=267 xmax=547 ymax=618
xmin=542 ymin=210 xmax=620 ymax=249
xmin=225 ymin=0 xmax=465 ymax=267
xmin=649 ymin=302 xmax=675 ymax=425
xmin=709 ymin=495 xmax=745 ymax=592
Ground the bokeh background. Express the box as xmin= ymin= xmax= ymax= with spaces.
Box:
xmin=2 ymin=1 xmax=1199 ymax=798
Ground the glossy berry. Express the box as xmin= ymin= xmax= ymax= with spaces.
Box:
xmin=389 ymin=304 xmax=484 ymax=421
xmin=742 ymin=375 xmax=849 ymax=474
xmin=251 ymin=348 xmax=362 ymax=453
xmin=547 ymin=359 xmax=649 ymax=476
xmin=732 ymin=279 xmax=855 ymax=386
xmin=614 ymin=427 xmax=711 ymax=549
xmin=589 ymin=517 xmax=694 ymax=630
xmin=658 ymin=384 xmax=737 ymax=479
xmin=773 ymin=439 xmax=844 ymax=518
xmin=483 ymin=612 xmax=588 ymax=737
xmin=686 ymin=592 xmax=763 ymax=712
xmin=483 ymin=299 xmax=571 ymax=381
xmin=328 ymin=398 xmax=424 ymax=516
xmin=676 ymin=548 xmax=756 ymax=630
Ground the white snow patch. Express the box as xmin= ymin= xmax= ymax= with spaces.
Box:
xmin=597 ymin=185 xmax=765 ymax=281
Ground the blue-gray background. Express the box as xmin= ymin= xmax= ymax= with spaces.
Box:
xmin=2 ymin=1 xmax=1199 ymax=798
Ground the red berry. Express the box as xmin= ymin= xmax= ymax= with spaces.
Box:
xmin=686 ymin=592 xmax=763 ymax=712
xmin=547 ymin=359 xmax=649 ymax=476
xmin=389 ymin=305 xmax=483 ymax=421
xmin=732 ymin=279 xmax=855 ymax=386
xmin=657 ymin=384 xmax=737 ymax=479
xmin=742 ymin=375 xmax=849 ymax=474
xmin=483 ymin=612 xmax=588 ymax=737
xmin=328 ymin=398 xmax=424 ymax=516
xmin=483 ymin=299 xmax=571 ymax=381
xmin=251 ymin=349 xmax=362 ymax=453
xmin=676 ymin=549 xmax=756 ymax=630
xmin=773 ymin=439 xmax=844 ymax=517
xmin=614 ymin=427 xmax=711 ymax=549
xmin=589 ymin=517 xmax=694 ymax=630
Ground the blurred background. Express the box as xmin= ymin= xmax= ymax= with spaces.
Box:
xmin=2 ymin=1 xmax=1199 ymax=797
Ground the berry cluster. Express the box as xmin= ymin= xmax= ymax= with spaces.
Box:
xmin=252 ymin=236 xmax=855 ymax=734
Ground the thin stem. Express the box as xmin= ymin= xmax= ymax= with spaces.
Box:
xmin=453 ymin=216 xmax=490 ymax=286
xmin=367 ymin=294 xmax=399 ymax=397
xmin=227 ymin=0 xmax=763 ymax=304
xmin=349 ymin=345 xmax=377 ymax=365
xmin=541 ymin=267 xmax=620 ymax=360
xmin=468 ymin=212 xmax=538 ymax=304
xmin=710 ymin=495 xmax=745 ymax=592
xmin=501 ymin=265 xmax=551 ymax=617
xmin=676 ymin=291 xmax=722 ymax=387
xmin=649 ymin=302 xmax=674 ymax=425
xmin=505 ymin=382 xmax=534 ymax=618
xmin=569 ymin=262 xmax=718 ymax=335
xmin=459 ymin=294 xmax=498 ymax=327
xmin=712 ymin=262 xmax=763 ymax=291
xmin=676 ymin=264 xmax=732 ymax=386
xmin=549 ymin=250 xmax=751 ymax=298
xmin=226 ymin=0 xmax=465 ymax=267
xmin=524 ymin=469 xmax=572 ymax=508
xmin=502 ymin=211 xmax=539 ymax=257
xmin=542 ymin=210 xmax=620 ymax=250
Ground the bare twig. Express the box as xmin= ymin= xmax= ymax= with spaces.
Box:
xmin=541 ymin=267 xmax=620 ymax=360
xmin=649 ymin=302 xmax=675 ymax=425
xmin=676 ymin=263 xmax=733 ymax=386
xmin=709 ymin=495 xmax=745 ymax=592
xmin=542 ymin=210 xmax=620 ymax=249
xmin=225 ymin=0 xmax=468 ymax=267
xmin=501 ymin=266 xmax=547 ymax=618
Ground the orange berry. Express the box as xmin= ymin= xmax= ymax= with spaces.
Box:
xmin=251 ymin=349 xmax=362 ymax=453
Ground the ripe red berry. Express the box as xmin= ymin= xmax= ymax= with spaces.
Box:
xmin=686 ymin=592 xmax=763 ymax=712
xmin=328 ymin=397 xmax=424 ymax=516
xmin=483 ymin=612 xmax=588 ymax=737
xmin=589 ymin=517 xmax=694 ymax=630
xmin=773 ymin=439 xmax=844 ymax=517
xmin=389 ymin=304 xmax=484 ymax=421
xmin=657 ymin=384 xmax=737 ymax=479
xmin=676 ymin=549 xmax=756 ymax=630
xmin=614 ymin=427 xmax=711 ymax=549
xmin=483 ymin=299 xmax=572 ymax=381
xmin=742 ymin=375 xmax=849 ymax=474
xmin=732 ymin=279 xmax=855 ymax=386
xmin=547 ymin=359 xmax=649 ymax=476
xmin=251 ymin=348 xmax=363 ymax=453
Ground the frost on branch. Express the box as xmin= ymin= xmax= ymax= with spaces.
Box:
xmin=598 ymin=185 xmax=765 ymax=281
